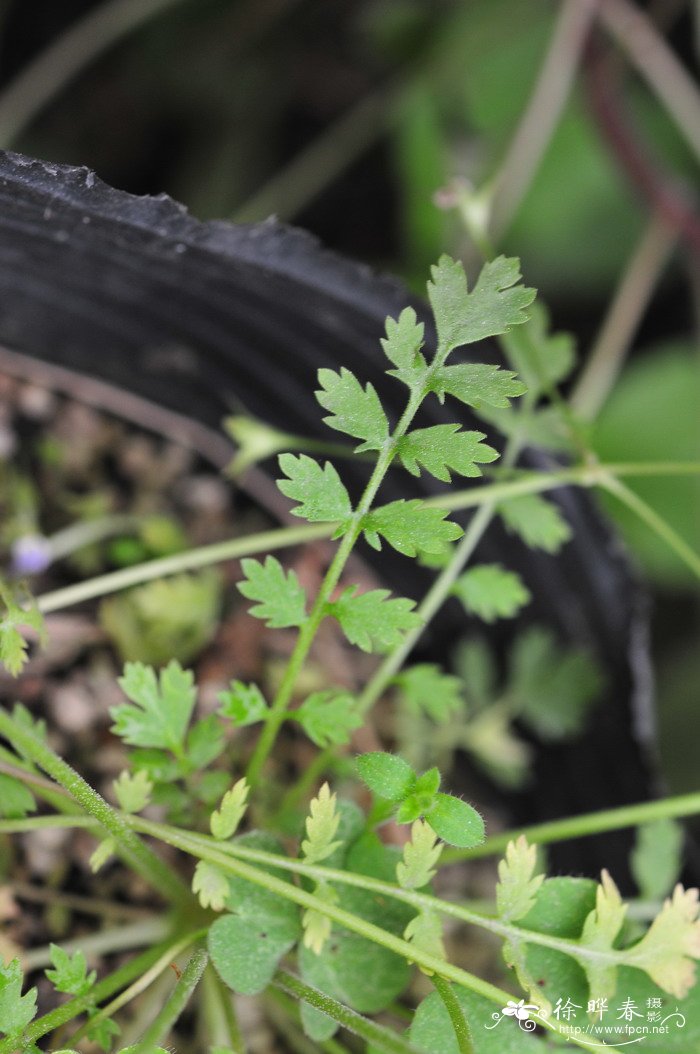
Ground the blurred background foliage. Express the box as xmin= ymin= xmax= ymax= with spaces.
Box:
xmin=0 ymin=0 xmax=698 ymax=787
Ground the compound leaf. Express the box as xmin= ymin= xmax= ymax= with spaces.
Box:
xmin=398 ymin=424 xmax=498 ymax=482
xmin=302 ymin=783 xmax=343 ymax=865
xmin=210 ymin=778 xmax=249 ymax=840
xmin=397 ymin=820 xmax=443 ymax=890
xmin=112 ymin=769 xmax=153 ymax=814
xmin=0 ymin=959 xmax=37 ymax=1036
xmin=111 ymin=660 xmax=196 ymax=752
xmin=238 ymin=556 xmax=307 ymax=628
xmin=45 ymin=945 xmax=96 ymax=997
xmin=452 ymin=565 xmax=531 ymax=623
xmin=277 ymin=453 xmax=352 ymax=523
xmin=316 ymin=367 xmax=389 ymax=451
xmin=393 ymin=663 xmax=464 ymax=723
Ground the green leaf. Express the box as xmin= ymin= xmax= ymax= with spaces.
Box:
xmin=45 ymin=945 xmax=96 ymax=996
xmin=452 ymin=564 xmax=531 ymax=623
xmin=498 ymin=494 xmax=571 ymax=553
xmin=427 ymin=254 xmax=535 ymax=354
xmin=0 ymin=959 xmax=37 ymax=1036
xmin=393 ymin=663 xmax=464 ymax=723
xmin=380 ymin=307 xmax=425 ymax=369
xmin=217 ymin=680 xmax=269 ymax=727
xmin=625 ymin=885 xmax=700 ymax=998
xmin=210 ymin=913 xmax=298 ymax=995
xmin=316 ymin=367 xmax=389 ymax=451
xmin=411 ymin=987 xmax=543 ymax=1054
xmin=185 ymin=715 xmax=225 ymax=770
xmin=429 ymin=363 xmax=526 ymax=409
xmin=403 ymin=910 xmax=445 ymax=962
xmin=302 ymin=881 xmax=338 ymax=955
xmin=363 ymin=499 xmax=463 ymax=557
xmin=356 ymin=752 xmax=416 ymax=802
xmin=426 ymin=793 xmax=484 ymax=849
xmin=277 ymin=453 xmax=352 ymax=523
xmin=631 ymin=820 xmax=684 ymax=901
xmin=496 ymin=836 xmax=545 ymax=923
xmin=397 ymin=424 xmax=498 ymax=482
xmin=112 ymin=769 xmax=153 ymax=814
xmin=329 ymin=586 xmax=421 ymax=653
xmin=89 ymin=838 xmax=115 ymax=873
xmin=86 ymin=1015 xmax=120 ymax=1051
xmin=210 ymin=778 xmax=249 ymax=840
xmin=578 ymin=870 xmax=627 ymax=1002
xmin=193 ymin=861 xmax=229 ymax=912
xmin=500 ymin=301 xmax=576 ymax=398
xmin=0 ymin=774 xmax=36 ymax=818
xmin=238 ymin=556 xmax=307 ymax=628
xmin=397 ymin=820 xmax=443 ymax=890
xmin=0 ymin=578 xmax=46 ymax=677
xmin=295 ymin=690 xmax=362 ymax=748
xmin=302 ymin=783 xmax=343 ymax=864
xmin=111 ymin=660 xmax=197 ymax=752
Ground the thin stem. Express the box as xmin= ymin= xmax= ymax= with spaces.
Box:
xmin=0 ymin=939 xmax=175 ymax=1054
xmin=490 ymin=0 xmax=599 ymax=241
xmin=47 ymin=513 xmax=143 ymax=562
xmin=22 ymin=916 xmax=170 ymax=971
xmin=598 ymin=0 xmax=700 ymax=167
xmin=206 ymin=966 xmax=246 ymax=1054
xmin=601 ymin=473 xmax=700 ymax=580
xmin=570 ymin=211 xmax=678 ymax=420
xmin=66 ymin=929 xmax=206 ymax=1047
xmin=441 ymin=790 xmax=700 ymax=862
xmin=274 ymin=970 xmax=419 ymax=1054
xmin=432 ymin=976 xmax=474 ymax=1054
xmin=0 ymin=0 xmax=187 ymax=147
xmin=0 ymin=707 xmax=191 ymax=905
xmin=0 ymin=814 xmax=96 ymax=834
xmin=8 ymin=879 xmax=153 ymax=920
xmin=130 ymin=946 xmax=208 ymax=1054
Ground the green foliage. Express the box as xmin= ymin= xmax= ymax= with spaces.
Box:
xmin=210 ymin=778 xmax=249 ymax=840
xmin=0 ymin=774 xmax=36 ymax=818
xmin=397 ymin=424 xmax=498 ymax=481
xmin=111 ymin=660 xmax=196 ymax=753
xmin=380 ymin=306 xmax=425 ymax=370
xmin=113 ymin=769 xmax=153 ymax=814
xmin=452 ymin=564 xmax=531 ymax=622
xmin=397 ymin=820 xmax=443 ymax=890
xmin=217 ymin=680 xmax=269 ymax=726
xmin=329 ymin=586 xmax=421 ymax=653
xmin=428 ymin=363 xmax=527 ymax=409
xmin=497 ymin=494 xmax=571 ymax=553
xmin=393 ymin=664 xmax=464 ymax=723
xmin=294 ymin=690 xmax=362 ymax=747
xmin=277 ymin=453 xmax=352 ymax=524
xmin=363 ymin=499 xmax=463 ymax=557
xmin=631 ymin=819 xmax=684 ymax=900
xmin=316 ymin=367 xmax=389 ymax=451
xmin=0 ymin=578 xmax=46 ymax=677
xmin=237 ymin=556 xmax=307 ymax=628
xmin=99 ymin=569 xmax=222 ymax=665
xmin=193 ymin=860 xmax=229 ymax=911
xmin=496 ymin=836 xmax=544 ymax=923
xmin=45 ymin=945 xmax=96 ymax=996
xmin=301 ymin=783 xmax=343 ymax=865
xmin=0 ymin=959 xmax=37 ymax=1037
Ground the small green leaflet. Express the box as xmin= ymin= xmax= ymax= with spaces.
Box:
xmin=380 ymin=306 xmax=425 ymax=369
xmin=0 ymin=578 xmax=46 ymax=677
xmin=277 ymin=453 xmax=352 ymax=523
xmin=631 ymin=819 xmax=684 ymax=900
xmin=496 ymin=837 xmax=545 ymax=923
xmin=452 ymin=565 xmax=531 ymax=623
xmin=0 ymin=959 xmax=37 ymax=1035
xmin=363 ymin=499 xmax=463 ymax=557
xmin=329 ymin=586 xmax=421 ymax=653
xmin=302 ymin=881 xmax=338 ymax=955
xmin=193 ymin=861 xmax=229 ymax=911
xmin=210 ymin=777 xmax=249 ymax=840
xmin=238 ymin=556 xmax=307 ymax=628
xmin=111 ymin=660 xmax=196 ymax=752
xmin=397 ymin=820 xmax=443 ymax=890
xmin=301 ymin=783 xmax=342 ymax=864
xmin=427 ymin=255 xmax=535 ymax=354
xmin=45 ymin=945 xmax=96 ymax=996
xmin=500 ymin=301 xmax=576 ymax=399
xmin=0 ymin=774 xmax=37 ymax=818
xmin=217 ymin=681 xmax=269 ymax=727
xmin=498 ymin=494 xmax=572 ymax=554
xmin=404 ymin=910 xmax=445 ymax=963
xmin=357 ymin=752 xmax=416 ymax=802
xmin=294 ymin=690 xmax=362 ymax=747
xmin=579 ymin=870 xmax=627 ymax=1001
xmin=397 ymin=424 xmax=498 ymax=482
xmin=316 ymin=367 xmax=389 ymax=451
xmin=427 ymin=794 xmax=485 ymax=849
xmin=625 ymin=884 xmax=700 ymax=998
xmin=90 ymin=838 xmax=115 ymax=873
xmin=429 ymin=362 xmax=526 ymax=409
xmin=393 ymin=663 xmax=464 ymax=723
xmin=113 ymin=769 xmax=153 ymax=814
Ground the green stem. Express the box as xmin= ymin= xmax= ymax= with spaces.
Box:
xmin=601 ymin=474 xmax=700 ymax=580
xmin=130 ymin=946 xmax=208 ymax=1054
xmin=0 ymin=939 xmax=176 ymax=1054
xmin=442 ymin=790 xmax=700 ymax=862
xmin=22 ymin=916 xmax=170 ymax=971
xmin=0 ymin=706 xmax=191 ymax=905
xmin=0 ymin=814 xmax=96 ymax=834
xmin=205 ymin=966 xmax=246 ymax=1054
xmin=274 ymin=970 xmax=420 ymax=1054
xmin=66 ymin=928 xmax=206 ymax=1047
xmin=30 ymin=460 xmax=700 ymax=615
xmin=432 ymin=976 xmax=474 ymax=1054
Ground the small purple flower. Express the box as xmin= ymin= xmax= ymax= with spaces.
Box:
xmin=11 ymin=534 xmax=53 ymax=575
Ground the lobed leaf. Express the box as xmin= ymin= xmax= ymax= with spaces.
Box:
xmin=295 ymin=690 xmax=362 ymax=747
xmin=631 ymin=819 xmax=684 ymax=901
xmin=217 ymin=680 xmax=269 ymax=727
xmin=578 ymin=870 xmax=627 ymax=1002
xmin=111 ymin=660 xmax=197 ymax=752
xmin=277 ymin=453 xmax=352 ymax=523
xmin=210 ymin=777 xmax=249 ymax=840
xmin=380 ymin=307 xmax=425 ymax=370
xmin=496 ymin=836 xmax=545 ymax=923
xmin=452 ymin=564 xmax=531 ymax=623
xmin=192 ymin=861 xmax=229 ymax=912
xmin=398 ymin=424 xmax=498 ymax=482
xmin=0 ymin=578 xmax=46 ymax=677
xmin=0 ymin=959 xmax=37 ymax=1036
xmin=238 ymin=556 xmax=307 ymax=628
xmin=397 ymin=820 xmax=443 ymax=890
xmin=329 ymin=586 xmax=422 ymax=653
xmin=393 ymin=663 xmax=464 ymax=723
xmin=427 ymin=254 xmax=535 ymax=355
xmin=316 ymin=367 xmax=389 ymax=451
xmin=302 ymin=783 xmax=343 ymax=864
xmin=498 ymin=494 xmax=572 ymax=554
xmin=363 ymin=499 xmax=463 ymax=557
xmin=45 ymin=945 xmax=96 ymax=997
xmin=625 ymin=885 xmax=700 ymax=998
xmin=500 ymin=301 xmax=576 ymax=399
xmin=429 ymin=362 xmax=526 ymax=410
xmin=113 ymin=769 xmax=153 ymax=814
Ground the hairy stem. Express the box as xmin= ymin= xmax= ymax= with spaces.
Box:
xmin=130 ymin=946 xmax=208 ymax=1054
xmin=432 ymin=975 xmax=474 ymax=1054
